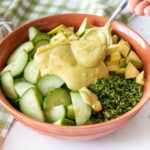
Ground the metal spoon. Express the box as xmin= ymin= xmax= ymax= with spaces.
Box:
xmin=108 ymin=0 xmax=128 ymax=24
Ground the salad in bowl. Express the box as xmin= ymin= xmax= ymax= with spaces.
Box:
xmin=0 ymin=17 xmax=145 ymax=127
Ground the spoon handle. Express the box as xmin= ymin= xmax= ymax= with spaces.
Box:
xmin=108 ymin=0 xmax=128 ymax=24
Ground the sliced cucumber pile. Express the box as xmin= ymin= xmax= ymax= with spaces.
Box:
xmin=0 ymin=25 xmax=92 ymax=126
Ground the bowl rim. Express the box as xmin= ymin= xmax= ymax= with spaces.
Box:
xmin=0 ymin=13 xmax=150 ymax=130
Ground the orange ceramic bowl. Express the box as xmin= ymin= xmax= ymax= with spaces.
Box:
xmin=0 ymin=14 xmax=150 ymax=140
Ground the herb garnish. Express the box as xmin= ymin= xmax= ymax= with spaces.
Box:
xmin=88 ymin=72 xmax=143 ymax=123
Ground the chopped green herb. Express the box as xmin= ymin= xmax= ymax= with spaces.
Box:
xmin=88 ymin=72 xmax=143 ymax=123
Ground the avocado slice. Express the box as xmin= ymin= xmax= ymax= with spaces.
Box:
xmin=125 ymin=62 xmax=139 ymax=79
xmin=106 ymin=39 xmax=130 ymax=56
xmin=136 ymin=71 xmax=145 ymax=85
xmin=119 ymin=39 xmax=130 ymax=57
xmin=110 ymin=52 xmax=121 ymax=61
xmin=120 ymin=58 xmax=126 ymax=68
xmin=126 ymin=51 xmax=142 ymax=69
xmin=106 ymin=44 xmax=121 ymax=55
xmin=76 ymin=18 xmax=91 ymax=36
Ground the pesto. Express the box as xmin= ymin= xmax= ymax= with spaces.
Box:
xmin=88 ymin=72 xmax=143 ymax=123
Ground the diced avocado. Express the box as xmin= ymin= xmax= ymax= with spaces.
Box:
xmin=120 ymin=58 xmax=126 ymax=68
xmin=126 ymin=51 xmax=142 ymax=69
xmin=106 ymin=39 xmax=130 ymax=56
xmin=106 ymin=60 xmax=120 ymax=66
xmin=116 ymin=68 xmax=125 ymax=74
xmin=119 ymin=39 xmax=130 ymax=57
xmin=54 ymin=118 xmax=75 ymax=126
xmin=47 ymin=24 xmax=66 ymax=35
xmin=125 ymin=62 xmax=139 ymax=79
xmin=106 ymin=44 xmax=121 ymax=55
xmin=110 ymin=52 xmax=121 ymax=61
xmin=136 ymin=71 xmax=145 ymax=85
xmin=79 ymin=87 xmax=102 ymax=112
xmin=112 ymin=34 xmax=119 ymax=44
xmin=107 ymin=64 xmax=120 ymax=72
xmin=76 ymin=18 xmax=91 ymax=36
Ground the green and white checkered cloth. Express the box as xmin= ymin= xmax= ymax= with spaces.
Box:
xmin=0 ymin=0 xmax=132 ymax=146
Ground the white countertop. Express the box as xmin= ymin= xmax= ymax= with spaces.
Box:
xmin=2 ymin=16 xmax=150 ymax=150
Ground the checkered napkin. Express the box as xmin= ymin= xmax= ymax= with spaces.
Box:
xmin=0 ymin=0 xmax=132 ymax=145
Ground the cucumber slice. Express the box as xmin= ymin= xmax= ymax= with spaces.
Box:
xmin=70 ymin=92 xmax=92 ymax=125
xmin=76 ymin=18 xmax=90 ymax=36
xmin=14 ymin=81 xmax=35 ymax=97
xmin=32 ymin=33 xmax=50 ymax=44
xmin=43 ymin=88 xmax=71 ymax=109
xmin=19 ymin=87 xmax=45 ymax=122
xmin=54 ymin=118 xmax=75 ymax=126
xmin=1 ymin=50 xmax=28 ymax=77
xmin=29 ymin=40 xmax=49 ymax=58
xmin=29 ymin=26 xmax=41 ymax=41
xmin=44 ymin=105 xmax=67 ymax=123
xmin=7 ymin=41 xmax=34 ymax=64
xmin=1 ymin=71 xmax=18 ymax=100
xmin=24 ymin=60 xmax=40 ymax=84
xmin=67 ymin=104 xmax=75 ymax=120
xmin=37 ymin=75 xmax=64 ymax=96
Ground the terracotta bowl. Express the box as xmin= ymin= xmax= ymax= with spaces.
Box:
xmin=0 ymin=14 xmax=150 ymax=140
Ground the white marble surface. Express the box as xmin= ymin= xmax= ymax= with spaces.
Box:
xmin=2 ymin=16 xmax=150 ymax=150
